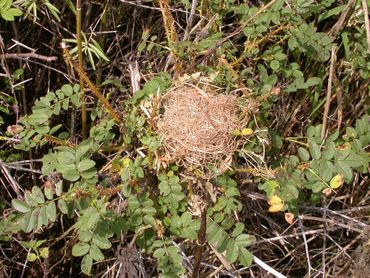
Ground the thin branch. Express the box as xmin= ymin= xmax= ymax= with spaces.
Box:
xmin=298 ymin=217 xmax=312 ymax=276
xmin=321 ymin=46 xmax=336 ymax=139
xmin=0 ymin=160 xmax=23 ymax=198
xmin=329 ymin=0 xmax=356 ymax=37
xmin=1 ymin=163 xmax=42 ymax=174
xmin=252 ymin=255 xmax=287 ymax=278
xmin=184 ymin=0 xmax=198 ymax=41
xmin=0 ymin=52 xmax=57 ymax=62
xmin=362 ymin=0 xmax=370 ymax=51
xmin=76 ymin=0 xmax=87 ymax=139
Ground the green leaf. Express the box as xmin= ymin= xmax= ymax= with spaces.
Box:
xmin=21 ymin=212 xmax=32 ymax=232
xmin=81 ymin=254 xmax=93 ymax=275
xmin=77 ymin=159 xmax=95 ymax=172
xmin=78 ymin=231 xmax=93 ymax=242
xmin=336 ymin=160 xmax=353 ymax=182
xmin=235 ymin=234 xmax=255 ymax=247
xmin=62 ymin=99 xmax=69 ymax=110
xmin=89 ymin=244 xmax=104 ymax=261
xmin=59 ymin=165 xmax=80 ymax=181
xmin=323 ymin=141 xmax=335 ymax=160
xmin=34 ymin=124 xmax=50 ymax=134
xmin=46 ymin=201 xmax=56 ymax=222
xmin=70 ymin=94 xmax=80 ymax=107
xmin=12 ymin=199 xmax=31 ymax=213
xmin=92 ymin=235 xmax=111 ymax=249
xmin=27 ymin=253 xmax=38 ymax=262
xmin=24 ymin=209 xmax=38 ymax=233
xmin=320 ymin=161 xmax=333 ymax=182
xmin=305 ymin=77 xmax=321 ymax=87
xmin=57 ymin=151 xmax=75 ymax=164
xmin=327 ymin=130 xmax=339 ymax=142
xmin=216 ymin=235 xmax=230 ymax=253
xmin=31 ymin=186 xmax=45 ymax=204
xmin=341 ymin=153 xmax=368 ymax=168
xmin=225 ymin=240 xmax=239 ymax=264
xmin=207 ymin=221 xmax=223 ymax=245
xmin=75 ymin=139 xmax=92 ymax=159
xmin=44 ymin=1 xmax=60 ymax=21
xmin=39 ymin=247 xmax=49 ymax=259
xmin=312 ymin=181 xmax=325 ymax=193
xmin=28 ymin=112 xmax=49 ymax=125
xmin=86 ymin=211 xmax=100 ymax=230
xmin=308 ymin=140 xmax=321 ymax=160
xmin=1 ymin=9 xmax=15 ymax=21
xmin=55 ymin=181 xmax=63 ymax=196
xmin=89 ymin=43 xmax=110 ymax=62
xmin=298 ymin=147 xmax=310 ymax=161
xmin=80 ymin=168 xmax=96 ymax=180
xmin=24 ymin=191 xmax=38 ymax=206
xmin=318 ymin=5 xmax=345 ymax=22
xmin=238 ymin=247 xmax=253 ymax=267
xmin=44 ymin=186 xmax=53 ymax=200
xmin=38 ymin=205 xmax=48 ymax=228
xmin=61 ymin=84 xmax=73 ymax=96
xmin=72 ymin=242 xmax=90 ymax=257
xmin=53 ymin=101 xmax=61 ymax=115
xmin=270 ymin=60 xmax=280 ymax=71
xmin=231 ymin=223 xmax=244 ymax=238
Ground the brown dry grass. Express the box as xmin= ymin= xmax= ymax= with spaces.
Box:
xmin=158 ymin=84 xmax=243 ymax=169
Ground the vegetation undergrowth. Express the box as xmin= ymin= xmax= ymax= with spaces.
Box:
xmin=0 ymin=0 xmax=369 ymax=277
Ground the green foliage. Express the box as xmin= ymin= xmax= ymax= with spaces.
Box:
xmin=205 ymin=175 xmax=255 ymax=267
xmin=158 ymin=171 xmax=186 ymax=215
xmin=14 ymin=0 xmax=60 ymax=21
xmin=63 ymin=34 xmax=109 ymax=70
xmin=11 ymin=186 xmax=57 ymax=233
xmin=259 ymin=115 xmax=370 ymax=212
xmin=152 ymin=240 xmax=186 ymax=277
xmin=206 ymin=218 xmax=254 ymax=266
xmin=0 ymin=0 xmax=22 ymax=21
xmin=42 ymin=144 xmax=97 ymax=184
xmin=15 ymin=84 xmax=80 ymax=151
xmin=20 ymin=239 xmax=49 ymax=262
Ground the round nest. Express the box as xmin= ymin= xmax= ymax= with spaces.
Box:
xmin=158 ymin=84 xmax=242 ymax=168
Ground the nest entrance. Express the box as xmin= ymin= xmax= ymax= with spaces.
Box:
xmin=158 ymin=85 xmax=242 ymax=168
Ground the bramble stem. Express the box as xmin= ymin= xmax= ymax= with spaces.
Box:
xmin=76 ymin=0 xmax=87 ymax=139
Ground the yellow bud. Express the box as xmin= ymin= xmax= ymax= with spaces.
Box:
xmin=330 ymin=174 xmax=344 ymax=189
xmin=240 ymin=128 xmax=254 ymax=136
xmin=268 ymin=195 xmax=284 ymax=212
xmin=268 ymin=195 xmax=283 ymax=205
xmin=269 ymin=203 xmax=284 ymax=212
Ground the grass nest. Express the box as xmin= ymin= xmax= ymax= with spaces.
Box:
xmin=158 ymin=84 xmax=247 ymax=170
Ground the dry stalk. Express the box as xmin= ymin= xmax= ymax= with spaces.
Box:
xmin=157 ymin=0 xmax=181 ymax=75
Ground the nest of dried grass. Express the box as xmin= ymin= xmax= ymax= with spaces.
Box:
xmin=158 ymin=84 xmax=244 ymax=168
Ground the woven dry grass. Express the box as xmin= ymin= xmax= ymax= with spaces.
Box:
xmin=158 ymin=84 xmax=243 ymax=168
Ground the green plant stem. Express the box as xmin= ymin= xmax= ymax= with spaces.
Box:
xmin=284 ymin=137 xmax=309 ymax=147
xmin=76 ymin=0 xmax=87 ymax=139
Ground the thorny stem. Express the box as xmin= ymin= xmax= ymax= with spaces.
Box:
xmin=76 ymin=0 xmax=87 ymax=139
xmin=62 ymin=45 xmax=122 ymax=125
xmin=192 ymin=195 xmax=208 ymax=278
